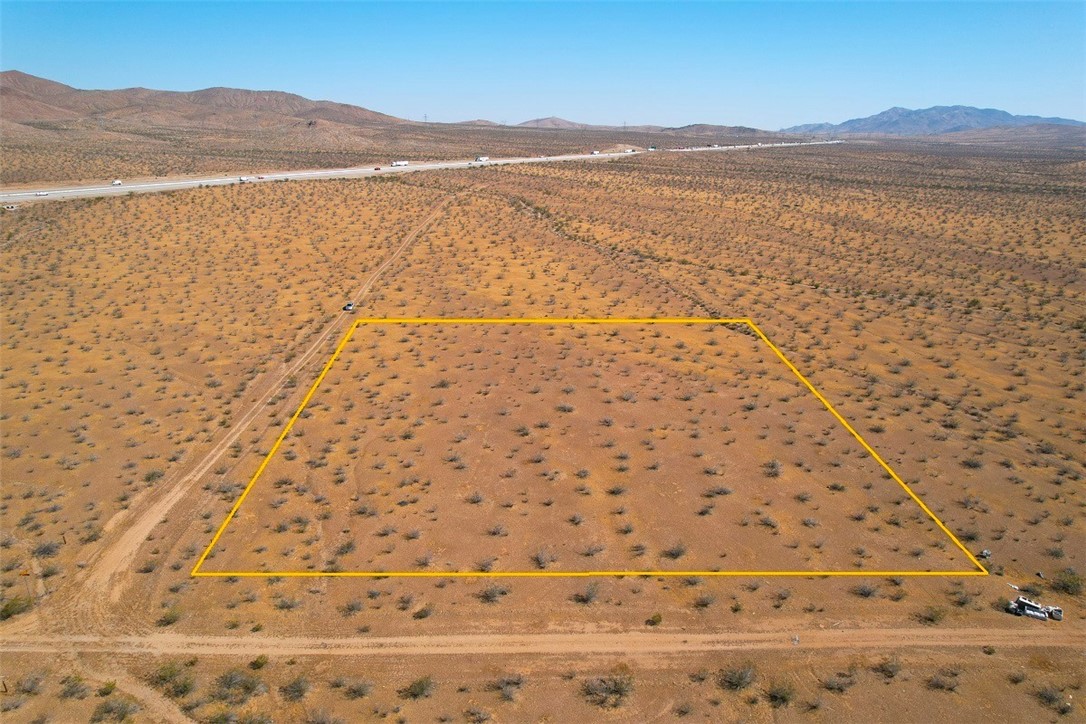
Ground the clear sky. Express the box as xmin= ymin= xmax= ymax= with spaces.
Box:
xmin=2 ymin=1 xmax=1083 ymax=129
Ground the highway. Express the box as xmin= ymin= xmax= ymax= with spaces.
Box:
xmin=0 ymin=140 xmax=841 ymax=205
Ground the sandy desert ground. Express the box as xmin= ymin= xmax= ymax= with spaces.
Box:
xmin=1 ymin=141 xmax=1083 ymax=722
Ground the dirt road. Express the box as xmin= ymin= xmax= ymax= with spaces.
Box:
xmin=4 ymin=627 xmax=1082 ymax=659
xmin=41 ymin=191 xmax=460 ymax=632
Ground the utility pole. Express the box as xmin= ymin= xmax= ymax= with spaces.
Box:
xmin=424 ymin=113 xmax=428 ymax=124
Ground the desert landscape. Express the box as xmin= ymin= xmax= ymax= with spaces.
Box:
xmin=2 ymin=130 xmax=1082 ymax=721
xmin=1 ymin=1 xmax=1084 ymax=717
xmin=0 ymin=70 xmax=801 ymax=188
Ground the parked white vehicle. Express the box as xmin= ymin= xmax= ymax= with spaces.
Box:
xmin=1007 ymin=595 xmax=1063 ymax=621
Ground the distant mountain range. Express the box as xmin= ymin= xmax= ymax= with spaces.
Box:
xmin=0 ymin=71 xmax=767 ymax=138
xmin=510 ymin=117 xmax=765 ymax=136
xmin=783 ymin=106 xmax=1084 ymax=136
xmin=3 ymin=71 xmax=1081 ymax=143
xmin=515 ymin=117 xmax=663 ymax=133
xmin=0 ymin=70 xmax=405 ymax=129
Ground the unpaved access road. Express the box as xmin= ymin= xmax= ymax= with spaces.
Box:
xmin=52 ymin=190 xmax=464 ymax=633
xmin=3 ymin=627 xmax=1082 ymax=659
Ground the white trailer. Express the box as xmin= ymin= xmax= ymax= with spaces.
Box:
xmin=391 ymin=160 xmax=409 ymax=167
xmin=1007 ymin=596 xmax=1063 ymax=621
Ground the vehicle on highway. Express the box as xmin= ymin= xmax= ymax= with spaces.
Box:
xmin=35 ymin=192 xmax=48 ymax=196
xmin=374 ymin=167 xmax=381 ymax=171
xmin=343 ymin=302 xmax=355 ymax=312
xmin=111 ymin=179 xmax=123 ymax=186
xmin=257 ymin=175 xmax=266 ymax=180
xmin=239 ymin=176 xmax=252 ymax=183
xmin=590 ymin=150 xmax=600 ymax=155
xmin=475 ymin=156 xmax=490 ymax=163
xmin=391 ymin=160 xmax=409 ymax=167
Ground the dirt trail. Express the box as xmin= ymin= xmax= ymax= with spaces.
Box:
xmin=81 ymin=660 xmax=191 ymax=724
xmin=26 ymin=192 xmax=459 ymax=634
xmin=3 ymin=627 xmax=1082 ymax=659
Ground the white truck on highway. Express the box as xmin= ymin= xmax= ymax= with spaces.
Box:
xmin=111 ymin=179 xmax=122 ymax=186
xmin=474 ymin=156 xmax=489 ymax=163
xmin=391 ymin=160 xmax=409 ymax=167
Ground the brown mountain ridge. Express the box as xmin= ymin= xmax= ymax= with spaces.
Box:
xmin=0 ymin=70 xmax=405 ymax=128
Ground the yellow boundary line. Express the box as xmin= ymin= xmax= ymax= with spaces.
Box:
xmin=192 ymin=318 xmax=987 ymax=578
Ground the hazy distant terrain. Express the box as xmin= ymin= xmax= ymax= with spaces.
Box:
xmin=784 ymin=105 xmax=1084 ymax=136
xmin=5 ymin=72 xmax=1083 ymax=186
xmin=0 ymin=71 xmax=798 ymax=184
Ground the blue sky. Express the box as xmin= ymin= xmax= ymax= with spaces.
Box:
xmin=2 ymin=1 xmax=1083 ymax=129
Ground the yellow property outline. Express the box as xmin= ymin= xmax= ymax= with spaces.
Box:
xmin=192 ymin=318 xmax=988 ymax=578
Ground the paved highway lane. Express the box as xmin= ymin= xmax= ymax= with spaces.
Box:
xmin=0 ymin=141 xmax=841 ymax=205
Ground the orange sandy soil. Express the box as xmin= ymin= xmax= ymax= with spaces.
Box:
xmin=206 ymin=321 xmax=971 ymax=577
xmin=1 ymin=142 xmax=1082 ymax=722
xmin=1 ymin=647 xmax=1080 ymax=722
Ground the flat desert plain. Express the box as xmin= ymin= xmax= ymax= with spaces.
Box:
xmin=1 ymin=142 xmax=1083 ymax=722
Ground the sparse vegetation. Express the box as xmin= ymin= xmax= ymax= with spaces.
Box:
xmin=582 ymin=674 xmax=633 ymax=708
xmin=487 ymin=674 xmax=524 ymax=702
xmin=766 ymin=681 xmax=795 ymax=708
xmin=719 ymin=665 xmax=756 ymax=691
xmin=873 ymin=657 xmax=901 ymax=680
xmin=0 ymin=118 xmax=1081 ymax=724
xmin=399 ymin=676 xmax=435 ymax=700
xmin=90 ymin=697 xmax=141 ymax=722
xmin=280 ymin=676 xmax=310 ymax=701
xmin=213 ymin=669 xmax=266 ymax=705
xmin=917 ymin=606 xmax=947 ymax=625
xmin=1051 ymin=569 xmax=1083 ymax=596
xmin=0 ymin=595 xmax=33 ymax=620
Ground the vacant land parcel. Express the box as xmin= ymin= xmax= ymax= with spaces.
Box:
xmin=198 ymin=318 xmax=981 ymax=577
